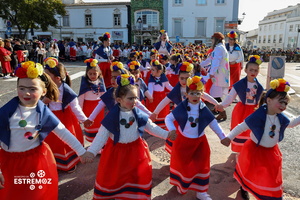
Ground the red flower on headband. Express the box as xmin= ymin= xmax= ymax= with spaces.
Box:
xmin=15 ymin=67 xmax=27 ymax=78
xmin=189 ymin=83 xmax=197 ymax=90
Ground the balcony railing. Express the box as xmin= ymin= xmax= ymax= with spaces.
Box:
xmin=132 ymin=24 xmax=160 ymax=32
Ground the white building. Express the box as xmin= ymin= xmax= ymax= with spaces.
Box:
xmin=257 ymin=4 xmax=300 ymax=50
xmin=1 ymin=0 xmax=131 ymax=43
xmin=165 ymin=0 xmax=240 ymax=45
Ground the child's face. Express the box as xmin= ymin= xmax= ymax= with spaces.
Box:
xmin=111 ymin=71 xmax=121 ymax=88
xmin=150 ymin=54 xmax=157 ymax=60
xmin=159 ymin=59 xmax=167 ymax=65
xmin=87 ymin=68 xmax=100 ymax=81
xmin=179 ymin=73 xmax=190 ymax=87
xmin=131 ymin=70 xmax=140 ymax=80
xmin=245 ymin=63 xmax=259 ymax=81
xmin=116 ymin=88 xmax=138 ymax=110
xmin=18 ymin=78 xmax=46 ymax=107
xmin=186 ymin=90 xmax=202 ymax=105
xmin=267 ymin=96 xmax=289 ymax=114
xmin=150 ymin=66 xmax=161 ymax=77
xmin=170 ymin=59 xmax=176 ymax=65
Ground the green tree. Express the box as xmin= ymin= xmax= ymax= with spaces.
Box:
xmin=0 ymin=0 xmax=66 ymax=39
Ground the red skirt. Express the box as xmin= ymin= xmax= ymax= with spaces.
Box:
xmin=170 ymin=133 xmax=210 ymax=194
xmin=231 ymin=102 xmax=257 ymax=152
xmin=93 ymin=137 xmax=152 ymax=200
xmin=82 ymin=99 xmax=104 ymax=142
xmin=142 ymin=70 xmax=151 ymax=85
xmin=205 ymin=79 xmax=213 ymax=94
xmin=146 ymin=91 xmax=169 ymax=129
xmin=229 ymin=63 xmax=241 ymax=89
xmin=0 ymin=143 xmax=58 ymax=200
xmin=166 ymin=74 xmax=179 ymax=87
xmin=99 ymin=62 xmax=112 ymax=89
xmin=70 ymin=47 xmax=76 ymax=60
xmin=164 ymin=121 xmax=180 ymax=154
xmin=44 ymin=107 xmax=83 ymax=171
xmin=234 ymin=140 xmax=283 ymax=199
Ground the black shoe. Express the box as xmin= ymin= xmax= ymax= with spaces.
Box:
xmin=240 ymin=186 xmax=250 ymax=200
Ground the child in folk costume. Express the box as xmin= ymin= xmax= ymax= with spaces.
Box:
xmin=0 ymin=62 xmax=89 ymax=200
xmin=68 ymin=39 xmax=77 ymax=62
xmin=221 ymin=78 xmax=300 ymax=200
xmin=215 ymin=55 xmax=264 ymax=153
xmin=165 ymin=76 xmax=226 ymax=200
xmin=150 ymin=62 xmax=220 ymax=153
xmin=85 ymin=61 xmax=152 ymax=128
xmin=143 ymin=49 xmax=158 ymax=85
xmin=128 ymin=60 xmax=153 ymax=104
xmin=167 ymin=53 xmax=182 ymax=87
xmin=43 ymin=58 xmax=88 ymax=172
xmin=84 ymin=74 xmax=175 ymax=200
xmin=94 ymin=32 xmax=114 ymax=89
xmin=78 ymin=58 xmax=106 ymax=142
xmin=147 ymin=59 xmax=173 ymax=129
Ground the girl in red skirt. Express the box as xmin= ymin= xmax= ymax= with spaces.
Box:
xmin=94 ymin=32 xmax=114 ymax=89
xmin=146 ymin=59 xmax=173 ymax=129
xmin=165 ymin=76 xmax=226 ymax=200
xmin=44 ymin=58 xmax=88 ymax=172
xmin=0 ymin=61 xmax=88 ymax=200
xmin=84 ymin=74 xmax=175 ymax=200
xmin=78 ymin=58 xmax=106 ymax=142
xmin=166 ymin=53 xmax=182 ymax=87
xmin=222 ymin=78 xmax=300 ymax=200
xmin=215 ymin=55 xmax=264 ymax=152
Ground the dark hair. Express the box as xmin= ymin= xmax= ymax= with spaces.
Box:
xmin=114 ymin=84 xmax=138 ymax=99
xmin=151 ymin=62 xmax=166 ymax=73
xmin=46 ymin=62 xmax=72 ymax=86
xmin=245 ymin=61 xmax=260 ymax=69
xmin=98 ymin=36 xmax=109 ymax=42
xmin=258 ymin=90 xmax=290 ymax=107
xmin=170 ymin=54 xmax=182 ymax=63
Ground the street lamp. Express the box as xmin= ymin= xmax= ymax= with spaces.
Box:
xmin=58 ymin=16 xmax=62 ymax=40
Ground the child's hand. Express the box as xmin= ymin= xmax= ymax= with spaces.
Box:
xmin=0 ymin=173 xmax=4 ymax=189
xmin=80 ymin=152 xmax=95 ymax=164
xmin=215 ymin=104 xmax=224 ymax=112
xmin=148 ymin=98 xmax=153 ymax=103
xmin=221 ymin=137 xmax=231 ymax=147
xmin=83 ymin=119 xmax=93 ymax=128
xmin=149 ymin=113 xmax=157 ymax=122
xmin=167 ymin=130 xmax=177 ymax=141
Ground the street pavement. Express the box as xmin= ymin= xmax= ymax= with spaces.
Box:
xmin=1 ymin=61 xmax=299 ymax=200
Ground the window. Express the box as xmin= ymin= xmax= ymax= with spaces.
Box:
xmin=279 ymin=34 xmax=283 ymax=43
xmin=135 ymin=10 xmax=159 ymax=27
xmin=268 ymin=35 xmax=271 ymax=43
xmin=289 ymin=25 xmax=293 ymax=32
xmin=196 ymin=18 xmax=206 ymax=36
xmin=274 ymin=24 xmax=277 ymax=30
xmin=174 ymin=0 xmax=182 ymax=5
xmin=114 ymin=14 xmax=121 ymax=26
xmin=174 ymin=19 xmax=182 ymax=36
xmin=85 ymin=14 xmax=92 ymax=26
xmin=259 ymin=26 xmax=262 ymax=31
xmin=63 ymin=15 xmax=69 ymax=27
xmin=258 ymin=36 xmax=261 ymax=43
xmin=215 ymin=19 xmax=224 ymax=33
xmin=273 ymin=35 xmax=276 ymax=43
xmin=264 ymin=26 xmax=267 ymax=31
xmin=197 ymin=0 xmax=206 ymax=5
xmin=269 ymin=25 xmax=272 ymax=31
xmin=216 ymin=0 xmax=225 ymax=4
xmin=263 ymin=36 xmax=266 ymax=43
xmin=280 ymin=23 xmax=283 ymax=29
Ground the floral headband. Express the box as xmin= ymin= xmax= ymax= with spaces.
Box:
xmin=129 ymin=51 xmax=139 ymax=58
xmin=180 ymin=62 xmax=194 ymax=72
xmin=248 ymin=55 xmax=262 ymax=65
xmin=44 ymin=57 xmax=60 ymax=76
xmin=192 ymin=56 xmax=199 ymax=62
xmin=160 ymin=29 xmax=166 ymax=35
xmin=151 ymin=49 xmax=158 ymax=54
xmin=84 ymin=58 xmax=98 ymax=67
xmin=116 ymin=74 xmax=135 ymax=87
xmin=187 ymin=76 xmax=205 ymax=91
xmin=128 ymin=61 xmax=140 ymax=70
xmin=150 ymin=59 xmax=161 ymax=67
xmin=194 ymin=52 xmax=201 ymax=56
xmin=15 ymin=61 xmax=44 ymax=79
xmin=269 ymin=78 xmax=290 ymax=93
xmin=158 ymin=54 xmax=168 ymax=60
xmin=227 ymin=31 xmax=238 ymax=39
xmin=103 ymin=32 xmax=111 ymax=39
xmin=111 ymin=61 xmax=124 ymax=72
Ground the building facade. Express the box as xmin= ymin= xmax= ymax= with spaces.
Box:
xmin=165 ymin=0 xmax=240 ymax=45
xmin=257 ymin=4 xmax=300 ymax=50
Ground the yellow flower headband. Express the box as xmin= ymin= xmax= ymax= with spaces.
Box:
xmin=84 ymin=58 xmax=98 ymax=67
xmin=248 ymin=55 xmax=262 ymax=65
xmin=150 ymin=59 xmax=161 ymax=67
xmin=269 ymin=78 xmax=290 ymax=93
xmin=111 ymin=61 xmax=124 ymax=71
xmin=15 ymin=61 xmax=44 ymax=79
xmin=186 ymin=76 xmax=204 ymax=91
xmin=128 ymin=61 xmax=140 ymax=70
xmin=160 ymin=29 xmax=166 ymax=35
xmin=180 ymin=62 xmax=194 ymax=72
xmin=44 ymin=57 xmax=58 ymax=68
xmin=116 ymin=74 xmax=135 ymax=86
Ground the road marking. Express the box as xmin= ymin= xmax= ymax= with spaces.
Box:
xmin=285 ymin=73 xmax=300 ymax=80
xmin=284 ymin=110 xmax=296 ymax=118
